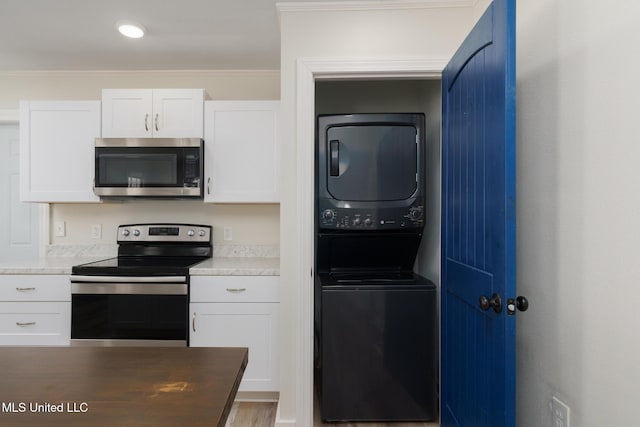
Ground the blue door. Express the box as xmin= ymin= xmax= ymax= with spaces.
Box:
xmin=441 ymin=0 xmax=517 ymax=426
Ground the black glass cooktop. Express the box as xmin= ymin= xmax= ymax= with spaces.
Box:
xmin=72 ymin=256 xmax=208 ymax=276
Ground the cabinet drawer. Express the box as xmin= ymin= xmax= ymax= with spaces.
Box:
xmin=0 ymin=302 xmax=71 ymax=346
xmin=190 ymin=276 xmax=279 ymax=303
xmin=0 ymin=275 xmax=70 ymax=301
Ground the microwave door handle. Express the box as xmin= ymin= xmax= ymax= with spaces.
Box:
xmin=330 ymin=140 xmax=340 ymax=176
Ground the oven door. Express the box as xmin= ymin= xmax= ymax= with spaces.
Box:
xmin=94 ymin=138 xmax=203 ymax=198
xmin=70 ymin=276 xmax=188 ymax=347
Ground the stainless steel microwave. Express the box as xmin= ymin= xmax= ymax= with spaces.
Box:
xmin=94 ymin=138 xmax=204 ymax=198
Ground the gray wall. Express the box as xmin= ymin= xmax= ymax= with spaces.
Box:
xmin=516 ymin=0 xmax=640 ymax=425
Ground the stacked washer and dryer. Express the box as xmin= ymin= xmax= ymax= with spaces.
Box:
xmin=314 ymin=113 xmax=438 ymax=422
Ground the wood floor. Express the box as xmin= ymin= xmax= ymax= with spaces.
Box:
xmin=224 ymin=399 xmax=440 ymax=427
xmin=225 ymin=402 xmax=277 ymax=427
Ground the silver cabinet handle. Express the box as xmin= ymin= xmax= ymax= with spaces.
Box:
xmin=16 ymin=322 xmax=36 ymax=326
xmin=155 ymin=113 xmax=159 ymax=131
xmin=226 ymin=288 xmax=247 ymax=293
xmin=207 ymin=177 xmax=211 ymax=195
xmin=145 ymin=113 xmax=149 ymax=131
xmin=16 ymin=287 xmax=36 ymax=291
xmin=192 ymin=312 xmax=196 ymax=332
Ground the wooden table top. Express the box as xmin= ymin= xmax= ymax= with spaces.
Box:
xmin=0 ymin=346 xmax=248 ymax=426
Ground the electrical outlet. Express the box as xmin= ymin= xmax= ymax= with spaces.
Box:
xmin=551 ymin=396 xmax=570 ymax=427
xmin=223 ymin=227 xmax=233 ymax=241
xmin=54 ymin=221 xmax=66 ymax=237
xmin=90 ymin=224 xmax=102 ymax=240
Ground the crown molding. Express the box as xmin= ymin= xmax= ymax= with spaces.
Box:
xmin=0 ymin=69 xmax=280 ymax=78
xmin=0 ymin=109 xmax=19 ymax=123
xmin=277 ymin=0 xmax=475 ymax=14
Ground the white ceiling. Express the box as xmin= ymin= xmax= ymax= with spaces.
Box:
xmin=0 ymin=0 xmax=332 ymax=71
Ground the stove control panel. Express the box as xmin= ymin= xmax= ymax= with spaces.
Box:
xmin=118 ymin=224 xmax=211 ymax=243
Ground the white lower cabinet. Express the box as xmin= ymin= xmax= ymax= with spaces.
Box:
xmin=0 ymin=275 xmax=71 ymax=346
xmin=190 ymin=276 xmax=279 ymax=392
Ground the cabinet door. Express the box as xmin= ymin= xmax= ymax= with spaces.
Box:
xmin=190 ymin=302 xmax=279 ymax=391
xmin=101 ymin=89 xmax=153 ymax=138
xmin=204 ymin=101 xmax=279 ymax=203
xmin=152 ymin=89 xmax=204 ymax=138
xmin=20 ymin=101 xmax=101 ymax=202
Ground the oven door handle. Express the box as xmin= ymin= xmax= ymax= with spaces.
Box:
xmin=70 ymin=276 xmax=187 ymax=283
xmin=71 ymin=282 xmax=187 ymax=295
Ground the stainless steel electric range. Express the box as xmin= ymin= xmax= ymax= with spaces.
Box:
xmin=70 ymin=223 xmax=212 ymax=347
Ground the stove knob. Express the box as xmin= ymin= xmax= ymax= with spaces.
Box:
xmin=121 ymin=229 xmax=130 ymax=237
xmin=198 ymin=230 xmax=206 ymax=237
xmin=133 ymin=229 xmax=141 ymax=237
xmin=353 ymin=217 xmax=362 ymax=226
xmin=187 ymin=229 xmax=195 ymax=237
xmin=363 ymin=218 xmax=373 ymax=227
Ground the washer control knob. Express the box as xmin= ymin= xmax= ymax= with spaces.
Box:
xmin=187 ymin=229 xmax=195 ymax=237
xmin=133 ymin=229 xmax=141 ymax=237
xmin=363 ymin=217 xmax=373 ymax=227
xmin=121 ymin=229 xmax=130 ymax=237
xmin=409 ymin=208 xmax=423 ymax=220
xmin=323 ymin=209 xmax=335 ymax=222
xmin=198 ymin=229 xmax=206 ymax=237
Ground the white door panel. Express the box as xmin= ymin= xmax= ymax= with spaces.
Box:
xmin=0 ymin=124 xmax=39 ymax=260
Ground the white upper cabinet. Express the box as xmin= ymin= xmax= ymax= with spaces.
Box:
xmin=101 ymin=89 xmax=204 ymax=138
xmin=20 ymin=100 xmax=101 ymax=203
xmin=204 ymin=100 xmax=279 ymax=203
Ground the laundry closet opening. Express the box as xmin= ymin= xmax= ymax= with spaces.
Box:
xmin=312 ymin=78 xmax=442 ymax=425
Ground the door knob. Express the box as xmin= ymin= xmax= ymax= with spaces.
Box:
xmin=507 ymin=296 xmax=530 ymax=315
xmin=516 ymin=296 xmax=529 ymax=311
xmin=479 ymin=293 xmax=502 ymax=314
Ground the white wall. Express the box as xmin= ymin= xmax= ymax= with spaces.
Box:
xmin=278 ymin=3 xmax=474 ymax=423
xmin=516 ymin=0 xmax=640 ymax=426
xmin=0 ymin=70 xmax=281 ymax=248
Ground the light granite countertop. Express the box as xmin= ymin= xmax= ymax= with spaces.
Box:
xmin=189 ymin=257 xmax=279 ymax=276
xmin=0 ymin=256 xmax=280 ymax=276
xmin=0 ymin=245 xmax=279 ymax=276
xmin=0 ymin=257 xmax=106 ymax=275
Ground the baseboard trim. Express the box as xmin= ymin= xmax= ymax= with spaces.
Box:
xmin=274 ymin=400 xmax=296 ymax=426
xmin=235 ymin=391 xmax=279 ymax=402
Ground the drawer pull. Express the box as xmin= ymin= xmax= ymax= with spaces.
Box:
xmin=16 ymin=287 xmax=36 ymax=291
xmin=226 ymin=288 xmax=247 ymax=293
xmin=16 ymin=322 xmax=36 ymax=326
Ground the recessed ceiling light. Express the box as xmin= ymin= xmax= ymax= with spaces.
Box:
xmin=116 ymin=21 xmax=146 ymax=39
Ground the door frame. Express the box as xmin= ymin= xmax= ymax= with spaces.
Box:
xmin=294 ymin=56 xmax=447 ymax=426
xmin=0 ymin=109 xmax=49 ymax=258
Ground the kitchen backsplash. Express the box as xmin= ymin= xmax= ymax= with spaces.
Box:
xmin=49 ymin=201 xmax=280 ymax=247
